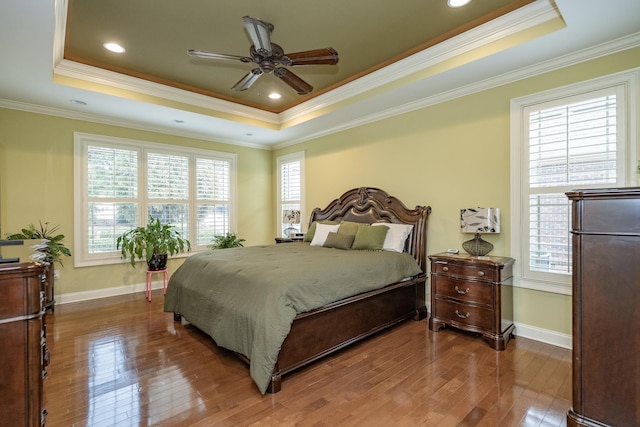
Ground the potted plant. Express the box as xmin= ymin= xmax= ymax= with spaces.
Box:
xmin=5 ymin=221 xmax=72 ymax=311
xmin=117 ymin=216 xmax=191 ymax=270
xmin=208 ymin=232 xmax=245 ymax=249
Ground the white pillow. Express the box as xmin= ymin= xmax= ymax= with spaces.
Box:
xmin=372 ymin=223 xmax=413 ymax=253
xmin=310 ymin=223 xmax=340 ymax=246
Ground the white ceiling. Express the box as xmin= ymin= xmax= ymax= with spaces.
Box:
xmin=1 ymin=0 xmax=639 ymax=149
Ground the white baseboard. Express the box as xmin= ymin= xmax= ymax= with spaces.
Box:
xmin=55 ymin=280 xmax=165 ymax=305
xmin=56 ymin=288 xmax=572 ymax=349
xmin=513 ymin=322 xmax=572 ymax=349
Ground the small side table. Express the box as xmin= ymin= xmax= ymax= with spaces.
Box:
xmin=274 ymin=236 xmax=304 ymax=244
xmin=146 ymin=269 xmax=169 ymax=301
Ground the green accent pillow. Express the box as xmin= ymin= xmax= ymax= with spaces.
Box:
xmin=352 ymin=224 xmax=389 ymax=251
xmin=323 ymin=232 xmax=355 ymax=250
xmin=338 ymin=221 xmax=363 ymax=236
xmin=304 ymin=220 xmax=338 ymax=242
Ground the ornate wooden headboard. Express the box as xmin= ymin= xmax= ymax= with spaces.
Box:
xmin=308 ymin=187 xmax=431 ymax=272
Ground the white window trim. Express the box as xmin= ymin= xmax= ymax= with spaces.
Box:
xmin=73 ymin=132 xmax=237 ymax=267
xmin=276 ymin=151 xmax=305 ymax=238
xmin=510 ymin=68 xmax=639 ymax=295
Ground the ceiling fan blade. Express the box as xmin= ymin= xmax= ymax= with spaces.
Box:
xmin=188 ymin=49 xmax=252 ymax=63
xmin=231 ymin=68 xmax=263 ymax=91
xmin=285 ymin=48 xmax=339 ymax=66
xmin=242 ymin=16 xmax=274 ymax=56
xmin=274 ymin=68 xmax=313 ymax=95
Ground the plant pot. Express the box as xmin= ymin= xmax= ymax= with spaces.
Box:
xmin=147 ymin=254 xmax=168 ymax=271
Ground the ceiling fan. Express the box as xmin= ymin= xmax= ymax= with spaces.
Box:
xmin=188 ymin=16 xmax=339 ymax=95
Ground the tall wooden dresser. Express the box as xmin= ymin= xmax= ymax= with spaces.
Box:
xmin=566 ymin=188 xmax=640 ymax=427
xmin=0 ymin=262 xmax=48 ymax=426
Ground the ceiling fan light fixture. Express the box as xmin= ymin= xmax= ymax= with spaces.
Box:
xmin=103 ymin=42 xmax=125 ymax=53
xmin=448 ymin=0 xmax=472 ymax=7
xmin=268 ymin=92 xmax=282 ymax=100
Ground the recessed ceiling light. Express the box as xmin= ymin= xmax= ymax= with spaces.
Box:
xmin=69 ymin=99 xmax=87 ymax=106
xmin=268 ymin=92 xmax=282 ymax=100
xmin=448 ymin=0 xmax=471 ymax=7
xmin=103 ymin=42 xmax=125 ymax=53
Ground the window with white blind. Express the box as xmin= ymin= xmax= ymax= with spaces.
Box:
xmin=74 ymin=133 xmax=237 ymax=267
xmin=277 ymin=152 xmax=305 ymax=238
xmin=510 ymin=70 xmax=638 ymax=294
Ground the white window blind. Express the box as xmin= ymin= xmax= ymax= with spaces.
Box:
xmin=147 ymin=152 xmax=190 ymax=239
xmin=527 ymin=95 xmax=618 ymax=276
xmin=74 ymin=133 xmax=237 ymax=267
xmin=281 ymin=161 xmax=301 ymax=202
xmin=86 ymin=145 xmax=139 ymax=254
xmin=511 ymin=70 xmax=637 ymax=295
xmin=196 ymin=158 xmax=231 ymax=245
xmin=277 ymin=152 xmax=305 ymax=238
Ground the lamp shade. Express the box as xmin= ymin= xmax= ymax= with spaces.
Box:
xmin=460 ymin=208 xmax=500 ymax=234
xmin=283 ymin=209 xmax=301 ymax=224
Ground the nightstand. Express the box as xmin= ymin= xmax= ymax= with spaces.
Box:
xmin=274 ymin=236 xmax=304 ymax=244
xmin=428 ymin=252 xmax=515 ymax=350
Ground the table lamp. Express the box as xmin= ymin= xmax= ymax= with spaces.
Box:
xmin=282 ymin=209 xmax=301 ymax=237
xmin=460 ymin=207 xmax=500 ymax=256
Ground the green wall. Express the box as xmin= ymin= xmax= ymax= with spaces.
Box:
xmin=274 ymin=47 xmax=640 ymax=336
xmin=1 ymin=46 xmax=638 ymax=337
xmin=0 ymin=110 xmax=272 ymax=294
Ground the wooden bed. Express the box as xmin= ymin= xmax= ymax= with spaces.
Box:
xmin=174 ymin=187 xmax=431 ymax=393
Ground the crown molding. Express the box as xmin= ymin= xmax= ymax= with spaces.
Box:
xmin=0 ymin=98 xmax=270 ymax=150
xmin=5 ymin=32 xmax=638 ymax=152
xmin=280 ymin=0 xmax=560 ymax=126
xmin=273 ymin=32 xmax=640 ymax=150
xmin=52 ymin=0 xmax=558 ymax=129
xmin=54 ymin=59 xmax=281 ymax=126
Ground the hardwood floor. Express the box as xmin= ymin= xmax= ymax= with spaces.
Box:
xmin=44 ymin=291 xmax=571 ymax=427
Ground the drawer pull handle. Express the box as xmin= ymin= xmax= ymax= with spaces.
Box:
xmin=477 ymin=271 xmax=485 ymax=277
xmin=455 ymin=310 xmax=470 ymax=319
xmin=455 ymin=286 xmax=470 ymax=295
xmin=442 ymin=266 xmax=449 ymax=272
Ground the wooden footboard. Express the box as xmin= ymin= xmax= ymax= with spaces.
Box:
xmin=266 ymin=273 xmax=427 ymax=392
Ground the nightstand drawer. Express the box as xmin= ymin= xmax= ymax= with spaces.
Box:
xmin=435 ymin=299 xmax=494 ymax=331
xmin=433 ymin=276 xmax=493 ymax=306
xmin=432 ymin=261 xmax=498 ymax=282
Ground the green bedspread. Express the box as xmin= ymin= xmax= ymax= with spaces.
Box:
xmin=164 ymin=242 xmax=422 ymax=393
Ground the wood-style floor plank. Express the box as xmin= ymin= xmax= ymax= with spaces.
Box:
xmin=43 ymin=291 xmax=571 ymax=426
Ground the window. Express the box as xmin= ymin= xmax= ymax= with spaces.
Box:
xmin=510 ymin=70 xmax=638 ymax=294
xmin=74 ymin=133 xmax=237 ymax=267
xmin=276 ymin=152 xmax=305 ymax=238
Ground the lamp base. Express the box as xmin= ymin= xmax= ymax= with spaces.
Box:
xmin=462 ymin=233 xmax=493 ymax=256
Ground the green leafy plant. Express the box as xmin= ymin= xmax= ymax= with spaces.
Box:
xmin=6 ymin=221 xmax=72 ymax=266
xmin=208 ymin=232 xmax=245 ymax=249
xmin=116 ymin=217 xmax=191 ymax=267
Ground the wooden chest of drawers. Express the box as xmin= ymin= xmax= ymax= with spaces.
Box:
xmin=428 ymin=253 xmax=515 ymax=350
xmin=566 ymin=188 xmax=640 ymax=427
xmin=0 ymin=262 xmax=48 ymax=426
